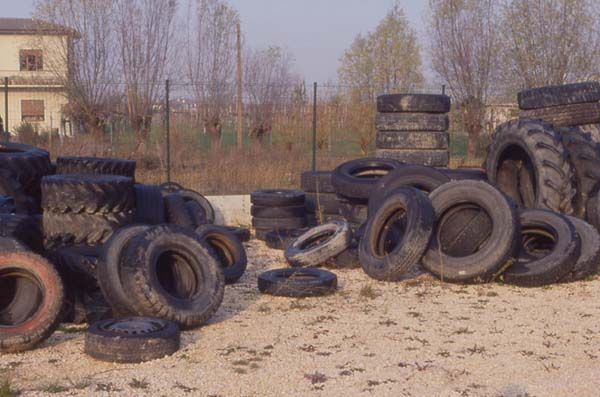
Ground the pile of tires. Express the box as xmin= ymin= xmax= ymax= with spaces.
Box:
xmin=518 ymin=82 xmax=600 ymax=137
xmin=301 ymin=171 xmax=339 ymax=225
xmin=374 ymin=93 xmax=450 ymax=167
xmin=250 ymin=189 xmax=306 ymax=240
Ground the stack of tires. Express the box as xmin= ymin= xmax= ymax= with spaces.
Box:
xmin=374 ymin=93 xmax=451 ymax=167
xmin=300 ymin=171 xmax=340 ymax=225
xmin=518 ymin=82 xmax=600 ymax=139
xmin=251 ymin=189 xmax=306 ymax=240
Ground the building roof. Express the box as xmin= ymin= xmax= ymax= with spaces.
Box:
xmin=0 ymin=18 xmax=76 ymax=36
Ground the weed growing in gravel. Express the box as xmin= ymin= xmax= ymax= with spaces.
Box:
xmin=0 ymin=379 xmax=17 ymax=397
xmin=41 ymin=383 xmax=69 ymax=394
xmin=129 ymin=378 xmax=149 ymax=389
xmin=304 ymin=372 xmax=328 ymax=384
xmin=359 ymin=284 xmax=380 ymax=299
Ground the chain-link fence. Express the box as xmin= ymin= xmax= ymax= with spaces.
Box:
xmin=0 ymin=79 xmax=519 ymax=194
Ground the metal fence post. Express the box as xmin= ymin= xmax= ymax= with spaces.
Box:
xmin=165 ymin=79 xmax=171 ymax=183
xmin=311 ymin=82 xmax=317 ymax=171
xmin=442 ymin=84 xmax=446 ymax=96
xmin=4 ymin=77 xmax=8 ymax=142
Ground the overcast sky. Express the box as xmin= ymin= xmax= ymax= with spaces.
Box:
xmin=5 ymin=0 xmax=429 ymax=84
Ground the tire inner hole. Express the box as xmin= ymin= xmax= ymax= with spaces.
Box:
xmin=300 ymin=230 xmax=335 ymax=250
xmin=374 ymin=208 xmax=407 ymax=257
xmin=437 ymin=203 xmax=493 ymax=257
xmin=497 ymin=146 xmax=537 ymax=207
xmin=156 ymin=251 xmax=200 ymax=300
xmin=351 ymin=166 xmax=393 ymax=179
xmin=0 ymin=270 xmax=43 ymax=326
xmin=206 ymin=236 xmax=235 ymax=269
xmin=520 ymin=227 xmax=556 ymax=260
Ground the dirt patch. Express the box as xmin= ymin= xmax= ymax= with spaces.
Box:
xmin=3 ymin=240 xmax=600 ymax=396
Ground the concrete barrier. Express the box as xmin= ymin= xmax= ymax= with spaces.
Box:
xmin=206 ymin=195 xmax=251 ymax=226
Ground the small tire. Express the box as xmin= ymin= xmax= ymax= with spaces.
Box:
xmin=377 ymin=94 xmax=451 ymax=113
xmin=195 ymin=225 xmax=247 ymax=284
xmin=120 ymin=225 xmax=225 ymax=329
xmin=84 ymin=317 xmax=180 ymax=363
xmin=332 ymin=158 xmax=403 ymax=200
xmin=251 ymin=205 xmax=305 ymax=219
xmin=306 ymin=192 xmax=340 ymax=215
xmin=250 ymin=189 xmax=305 ymax=207
xmin=265 ymin=228 xmax=309 ymax=250
xmin=421 ymin=180 xmax=520 ymax=283
xmin=375 ymin=112 xmax=449 ymax=132
xmin=258 ymin=268 xmax=337 ymax=297
xmin=284 ymin=221 xmax=352 ymax=267
xmin=0 ymin=252 xmax=64 ymax=353
xmin=503 ymin=209 xmax=580 ymax=287
xmin=374 ymin=149 xmax=449 ymax=167
xmin=561 ymin=216 xmax=600 ymax=282
xmin=251 ymin=216 xmax=305 ymax=230
xmin=359 ymin=187 xmax=435 ymax=281
xmin=376 ymin=131 xmax=449 ymax=150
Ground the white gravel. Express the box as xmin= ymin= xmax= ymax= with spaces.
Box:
xmin=3 ymin=240 xmax=600 ymax=396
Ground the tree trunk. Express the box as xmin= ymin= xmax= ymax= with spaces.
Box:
xmin=204 ymin=115 xmax=222 ymax=149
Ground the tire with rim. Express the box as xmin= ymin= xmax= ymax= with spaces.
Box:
xmin=377 ymin=94 xmax=451 ymax=113
xmin=85 ymin=317 xmax=180 ymax=363
xmin=359 ymin=187 xmax=434 ymax=281
xmin=421 ymin=180 xmax=519 ymax=283
xmin=485 ymin=118 xmax=574 ymax=214
xmin=0 ymin=252 xmax=64 ymax=353
xmin=41 ymin=174 xmax=135 ymax=214
xmin=375 ymin=113 xmax=449 ymax=132
xmin=368 ymin=165 xmax=449 ymax=217
xmin=258 ymin=268 xmax=337 ymax=297
xmin=517 ymin=82 xmax=600 ymax=110
xmin=56 ymin=156 xmax=136 ymax=179
xmin=503 ymin=209 xmax=580 ymax=286
xmin=561 ymin=216 xmax=600 ymax=282
xmin=99 ymin=225 xmax=149 ymax=316
xmin=120 ymin=225 xmax=225 ymax=329
xmin=284 ymin=221 xmax=352 ymax=267
xmin=195 ymin=224 xmax=247 ymax=284
xmin=332 ymin=158 xmax=403 ymax=200
xmin=560 ymin=127 xmax=600 ymax=218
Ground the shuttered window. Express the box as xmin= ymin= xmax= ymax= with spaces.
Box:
xmin=21 ymin=100 xmax=45 ymax=122
xmin=19 ymin=49 xmax=43 ymax=71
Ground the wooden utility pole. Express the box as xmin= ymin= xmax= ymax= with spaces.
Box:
xmin=236 ymin=22 xmax=243 ymax=149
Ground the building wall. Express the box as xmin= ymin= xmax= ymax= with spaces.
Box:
xmin=0 ymin=89 xmax=68 ymax=134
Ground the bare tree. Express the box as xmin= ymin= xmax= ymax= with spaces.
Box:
xmin=115 ymin=0 xmax=177 ymax=150
xmin=244 ymin=46 xmax=296 ymax=143
xmin=428 ymin=0 xmax=500 ymax=158
xmin=184 ymin=0 xmax=239 ymax=147
xmin=500 ymin=0 xmax=600 ymax=92
xmin=33 ymin=0 xmax=117 ymax=138
xmin=338 ymin=4 xmax=423 ymax=102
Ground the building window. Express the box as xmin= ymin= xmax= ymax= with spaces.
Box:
xmin=19 ymin=50 xmax=43 ymax=71
xmin=21 ymin=100 xmax=45 ymax=122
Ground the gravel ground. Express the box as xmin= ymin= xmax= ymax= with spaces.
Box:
xmin=3 ymin=240 xmax=600 ymax=396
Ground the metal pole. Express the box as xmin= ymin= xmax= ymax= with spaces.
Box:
xmin=4 ymin=77 xmax=8 ymax=142
xmin=236 ymin=22 xmax=243 ymax=149
xmin=165 ymin=79 xmax=171 ymax=183
xmin=442 ymin=84 xmax=446 ymax=96
xmin=311 ymin=82 xmax=317 ymax=171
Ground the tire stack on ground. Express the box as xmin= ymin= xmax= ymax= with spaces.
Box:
xmin=374 ymin=94 xmax=451 ymax=167
xmin=250 ymin=189 xmax=306 ymax=240
xmin=518 ymin=82 xmax=600 ymax=141
xmin=300 ymin=170 xmax=340 ymax=224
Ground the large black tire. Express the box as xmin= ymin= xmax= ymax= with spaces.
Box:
xmin=252 ymin=216 xmax=305 ymax=230
xmin=359 ymin=187 xmax=434 ymax=281
xmin=99 ymin=225 xmax=149 ymax=317
xmin=503 ymin=210 xmax=580 ymax=286
xmin=305 ymin=192 xmax=340 ymax=215
xmin=284 ymin=221 xmax=352 ymax=267
xmin=561 ymin=127 xmax=600 ymax=218
xmin=377 ymin=94 xmax=451 ymax=113
xmin=250 ymin=189 xmax=305 ymax=207
xmin=440 ymin=168 xmax=487 ymax=181
xmin=159 ymin=181 xmax=185 ymax=195
xmin=178 ymin=189 xmax=215 ymax=224
xmin=0 ymin=214 xmax=43 ymax=253
xmin=185 ymin=200 xmax=208 ymax=227
xmin=218 ymin=226 xmax=250 ymax=243
xmin=120 ymin=225 xmax=225 ymax=329
xmin=195 ymin=224 xmax=247 ymax=284
xmin=258 ymin=268 xmax=337 ymax=297
xmin=337 ymin=197 xmax=368 ymax=224
xmin=375 ymin=113 xmax=449 ymax=132
xmin=485 ymin=118 xmax=575 ymax=214
xmin=50 ymin=244 xmax=101 ymax=287
xmin=41 ymin=174 xmax=135 ymax=214
xmin=421 ymin=180 xmax=520 ymax=283
xmin=0 ymin=143 xmax=51 ymax=211
xmin=251 ymin=205 xmax=305 ymax=219
xmin=85 ymin=317 xmax=180 ymax=363
xmin=376 ymin=131 xmax=449 ymax=150
xmin=0 ymin=252 xmax=64 ymax=353
xmin=517 ymin=82 xmax=600 ymax=110
xmin=332 ymin=158 xmax=403 ymax=200
xmin=368 ymin=165 xmax=450 ymax=217
xmin=375 ymin=149 xmax=449 ymax=167
xmin=0 ymin=237 xmax=26 ymax=252
xmin=300 ymin=171 xmax=335 ymax=193
xmin=0 ymin=169 xmax=35 ymax=214
xmin=164 ymin=193 xmax=194 ymax=228
xmin=43 ymin=212 xmax=132 ymax=248
xmin=520 ymin=102 xmax=600 ymax=126
xmin=561 ymin=216 xmax=600 ymax=282
xmin=56 ymin=156 xmax=136 ymax=179
xmin=134 ymin=184 xmax=166 ymax=225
